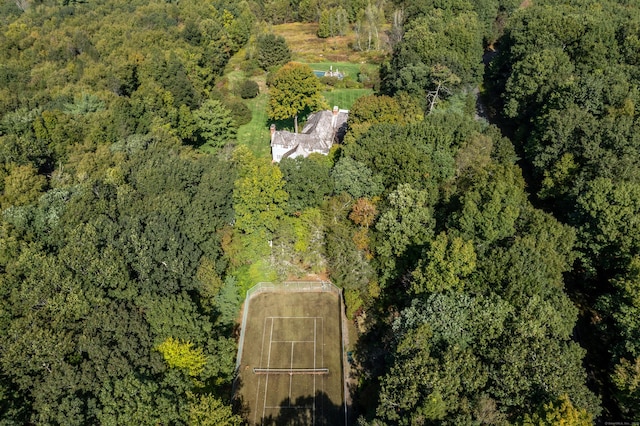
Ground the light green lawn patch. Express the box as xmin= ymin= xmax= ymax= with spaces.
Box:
xmin=322 ymin=88 xmax=372 ymax=110
xmin=224 ymin=70 xmax=246 ymax=92
xmin=236 ymin=92 xmax=271 ymax=159
xmin=305 ymin=62 xmax=375 ymax=80
xmin=234 ymin=259 xmax=277 ymax=297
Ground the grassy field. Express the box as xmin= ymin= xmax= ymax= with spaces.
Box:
xmin=235 ymin=290 xmax=344 ymax=425
xmin=271 ymin=22 xmax=388 ymax=64
xmin=323 ymin=88 xmax=372 ymax=111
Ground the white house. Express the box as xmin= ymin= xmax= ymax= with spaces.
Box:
xmin=270 ymin=106 xmax=349 ymax=162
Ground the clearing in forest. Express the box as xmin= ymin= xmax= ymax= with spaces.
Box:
xmin=234 ymin=282 xmax=346 ymax=426
xmin=233 ymin=22 xmax=385 ymax=155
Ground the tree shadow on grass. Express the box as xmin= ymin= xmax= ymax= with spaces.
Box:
xmin=260 ymin=391 xmax=346 ymax=426
xmin=231 ymin=374 xmax=251 ymax=421
xmin=269 ymin=117 xmax=294 ymax=134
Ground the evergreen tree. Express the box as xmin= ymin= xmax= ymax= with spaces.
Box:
xmin=256 ymin=33 xmax=292 ymax=70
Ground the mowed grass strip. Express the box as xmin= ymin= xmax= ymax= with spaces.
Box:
xmin=236 ymin=291 xmax=344 ymax=426
xmin=236 ymin=92 xmax=271 ymax=158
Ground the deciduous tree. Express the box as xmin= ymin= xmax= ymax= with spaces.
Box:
xmin=267 ymin=62 xmax=326 ymax=133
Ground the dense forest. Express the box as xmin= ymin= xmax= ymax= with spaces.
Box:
xmin=0 ymin=0 xmax=639 ymax=425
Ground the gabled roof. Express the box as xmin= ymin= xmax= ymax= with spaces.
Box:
xmin=270 ymin=109 xmax=349 ymax=157
xmin=300 ymin=109 xmax=348 ymax=142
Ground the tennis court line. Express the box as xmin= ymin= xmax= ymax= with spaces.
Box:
xmin=254 ymin=316 xmax=270 ymax=425
xmin=266 ymin=316 xmax=323 ymax=319
xmin=289 ymin=342 xmax=294 ymax=406
xmin=256 ymin=316 xmax=326 ymax=425
xmin=261 ymin=318 xmax=275 ymax=423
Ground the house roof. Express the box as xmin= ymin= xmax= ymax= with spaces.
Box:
xmin=301 ymin=110 xmax=348 ymax=141
xmin=270 ymin=109 xmax=348 ymax=156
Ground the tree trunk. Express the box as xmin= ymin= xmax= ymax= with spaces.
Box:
xmin=15 ymin=0 xmax=28 ymax=10
xmin=429 ymin=83 xmax=441 ymax=113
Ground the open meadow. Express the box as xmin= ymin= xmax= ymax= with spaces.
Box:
xmin=270 ymin=22 xmax=387 ymax=64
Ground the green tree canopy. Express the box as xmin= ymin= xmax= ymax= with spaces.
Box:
xmin=381 ymin=7 xmax=483 ymax=98
xmin=267 ymin=62 xmax=326 ymax=133
xmin=256 ymin=33 xmax=292 ymax=70
xmin=193 ymin=99 xmax=237 ymax=150
xmin=233 ymin=146 xmax=288 ymax=236
xmin=279 ymin=155 xmax=333 ymax=214
xmin=0 ymin=137 xmax=239 ymax=424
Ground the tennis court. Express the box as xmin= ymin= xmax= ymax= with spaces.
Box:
xmin=235 ymin=285 xmax=345 ymax=425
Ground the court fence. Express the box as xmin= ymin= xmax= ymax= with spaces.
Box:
xmin=246 ymin=280 xmax=341 ymax=298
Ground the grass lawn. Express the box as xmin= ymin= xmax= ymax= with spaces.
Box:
xmin=224 ymin=69 xmax=246 ymax=91
xmin=306 ymin=62 xmax=375 ymax=81
xmin=322 ymin=88 xmax=372 ymax=111
xmin=236 ymin=92 xmax=271 ymax=159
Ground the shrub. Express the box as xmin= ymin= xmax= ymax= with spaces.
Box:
xmin=335 ymin=77 xmax=361 ymax=89
xmin=240 ymin=58 xmax=260 ymax=75
xmin=358 ymin=65 xmax=380 ymax=90
xmin=344 ymin=289 xmax=364 ymax=320
xmin=224 ymin=98 xmax=252 ymax=126
xmin=319 ymin=76 xmax=340 ymax=87
xmin=239 ymin=79 xmax=259 ymax=99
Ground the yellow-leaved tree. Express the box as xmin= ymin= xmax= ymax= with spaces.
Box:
xmin=156 ymin=337 xmax=207 ymax=377
xmin=521 ymin=394 xmax=593 ymax=426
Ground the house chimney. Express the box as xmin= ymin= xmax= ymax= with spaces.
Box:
xmin=332 ymin=106 xmax=339 ymax=116
xmin=270 ymin=123 xmax=276 ymax=136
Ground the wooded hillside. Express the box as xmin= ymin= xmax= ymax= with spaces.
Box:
xmin=1 ymin=0 xmax=639 ymax=424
